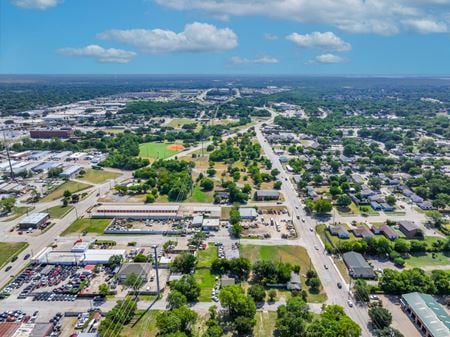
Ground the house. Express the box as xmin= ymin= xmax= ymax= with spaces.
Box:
xmin=328 ymin=225 xmax=350 ymax=239
xmin=342 ymin=251 xmax=376 ymax=279
xmin=401 ymin=292 xmax=450 ymax=337
xmin=398 ymin=221 xmax=423 ymax=239
xmin=370 ymin=201 xmax=382 ymax=210
xmin=306 ymin=186 xmax=318 ymax=199
xmin=254 ymin=190 xmax=280 ymax=201
xmin=372 ymin=224 xmax=398 ymax=240
xmin=287 ymin=272 xmax=302 ymax=291
xmin=410 ymin=194 xmax=424 ymax=204
xmin=380 ymin=203 xmax=395 ymax=212
xmin=418 ymin=201 xmax=433 ymax=210
xmin=352 ymin=226 xmax=374 ymax=238
xmin=118 ymin=263 xmax=152 ymax=283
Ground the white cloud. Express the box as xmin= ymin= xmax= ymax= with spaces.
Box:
xmin=154 ymin=0 xmax=450 ymax=35
xmin=230 ymin=55 xmax=279 ymax=65
xmin=11 ymin=0 xmax=60 ymax=10
xmin=97 ymin=22 xmax=238 ymax=54
xmin=286 ymin=31 xmax=351 ymax=51
xmin=404 ymin=19 xmax=448 ymax=33
xmin=264 ymin=33 xmax=279 ymax=41
xmin=309 ymin=53 xmax=346 ymax=64
xmin=58 ymin=45 xmax=136 ymax=63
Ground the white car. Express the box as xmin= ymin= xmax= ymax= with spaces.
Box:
xmin=309 ymin=227 xmax=313 ymax=232
xmin=347 ymin=300 xmax=353 ymax=307
xmin=302 ymin=218 xmax=305 ymax=222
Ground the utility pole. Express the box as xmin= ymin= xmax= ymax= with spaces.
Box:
xmin=152 ymin=245 xmax=160 ymax=297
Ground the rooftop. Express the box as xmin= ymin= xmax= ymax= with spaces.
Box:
xmin=19 ymin=212 xmax=48 ymax=225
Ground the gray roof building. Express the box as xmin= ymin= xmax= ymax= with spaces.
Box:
xmin=342 ymin=251 xmax=376 ymax=279
xmin=118 ymin=263 xmax=152 ymax=282
xmin=254 ymin=190 xmax=280 ymax=200
xmin=401 ymin=292 xmax=450 ymax=337
xmin=239 ymin=208 xmax=258 ymax=219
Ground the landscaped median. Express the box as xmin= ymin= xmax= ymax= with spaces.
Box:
xmin=41 ymin=180 xmax=92 ymax=202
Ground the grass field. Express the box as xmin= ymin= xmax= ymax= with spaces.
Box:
xmin=61 ymin=218 xmax=111 ymax=236
xmin=0 ymin=242 xmax=28 ymax=268
xmin=197 ymin=245 xmax=218 ymax=269
xmin=239 ymin=244 xmax=327 ymax=302
xmin=121 ymin=310 xmax=159 ymax=337
xmin=254 ymin=311 xmax=277 ymax=337
xmin=186 ymin=185 xmax=214 ymax=203
xmin=168 ymin=118 xmax=198 ymax=129
xmin=139 ymin=142 xmax=184 ymax=160
xmin=47 ymin=205 xmax=73 ymax=219
xmin=42 ymin=181 xmax=92 ymax=202
xmin=80 ymin=169 xmax=121 ymax=184
xmin=406 ymin=252 xmax=450 ymax=268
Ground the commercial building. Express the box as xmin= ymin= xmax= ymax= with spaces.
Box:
xmin=30 ymin=128 xmax=74 ymax=139
xmin=254 ymin=190 xmax=280 ymax=201
xmin=202 ymin=218 xmax=220 ymax=231
xmin=32 ymin=247 xmax=126 ymax=265
xmin=118 ymin=263 xmax=152 ymax=283
xmin=239 ymin=208 xmax=258 ymax=220
xmin=401 ymin=292 xmax=450 ymax=337
xmin=92 ymin=204 xmax=181 ymax=220
xmin=398 ymin=221 xmax=423 ymax=239
xmin=59 ymin=165 xmax=83 ymax=179
xmin=342 ymin=251 xmax=376 ymax=279
xmin=19 ymin=212 xmax=49 ymax=230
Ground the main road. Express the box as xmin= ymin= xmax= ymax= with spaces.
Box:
xmin=255 ymin=124 xmax=372 ymax=337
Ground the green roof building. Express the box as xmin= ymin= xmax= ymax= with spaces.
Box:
xmin=401 ymin=292 xmax=450 ymax=337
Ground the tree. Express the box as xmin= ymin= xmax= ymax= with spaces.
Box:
xmin=369 ymin=307 xmax=392 ymax=330
xmin=377 ymin=327 xmax=404 ymax=337
xmin=0 ymin=197 xmax=16 ymax=212
xmin=386 ymin=195 xmax=396 ymax=206
xmin=108 ymin=255 xmax=123 ymax=268
xmin=219 ymin=285 xmax=256 ymax=320
xmin=273 ymin=180 xmax=282 ymax=190
xmin=248 ymin=284 xmax=266 ymax=302
xmin=145 ymin=193 xmax=155 ymax=203
xmin=98 ymin=283 xmax=110 ymax=297
xmin=431 ymin=270 xmax=450 ymax=295
xmin=229 ymin=207 xmax=241 ymax=225
xmin=271 ymin=168 xmax=280 ymax=177
xmin=63 ymin=190 xmax=72 ymax=199
xmin=313 ymin=199 xmax=332 ymax=213
xmin=427 ymin=210 xmax=444 ymax=228
xmin=369 ymin=177 xmax=382 ymax=190
xmin=268 ymin=289 xmax=277 ymax=302
xmin=171 ymin=253 xmax=197 ymax=274
xmin=168 ymin=290 xmax=188 ymax=309
xmin=170 ymin=275 xmax=200 ymax=302
xmin=336 ymin=195 xmax=352 ymax=207
xmin=124 ymin=272 xmax=144 ymax=290
xmin=133 ymin=254 xmax=149 ymax=263
xmin=306 ymin=305 xmax=361 ymax=337
xmin=231 ymin=223 xmax=243 ymax=238
xmin=276 ymin=297 xmax=311 ymax=337
xmin=379 ymin=268 xmax=436 ymax=294
xmin=156 ymin=305 xmax=197 ymax=336
xmin=207 ymin=167 xmax=216 ymax=177
xmin=353 ymin=279 xmax=370 ymax=302
xmin=200 ymin=178 xmax=214 ymax=191
xmin=234 ymin=316 xmax=256 ymax=335
xmin=308 ymin=277 xmax=321 ymax=293
xmin=394 ymin=239 xmax=411 ymax=253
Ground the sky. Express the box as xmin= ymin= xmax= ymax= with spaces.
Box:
xmin=2 ymin=0 xmax=450 ymax=75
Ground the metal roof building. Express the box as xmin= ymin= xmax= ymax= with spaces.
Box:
xmin=19 ymin=212 xmax=49 ymax=229
xmin=239 ymin=208 xmax=258 ymax=219
xmin=401 ymin=292 xmax=450 ymax=337
xmin=92 ymin=204 xmax=180 ymax=219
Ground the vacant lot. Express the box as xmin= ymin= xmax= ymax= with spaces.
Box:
xmin=197 ymin=245 xmax=218 ymax=269
xmin=42 ymin=181 xmax=92 ymax=202
xmin=61 ymin=218 xmax=111 ymax=236
xmin=0 ymin=242 xmax=28 ymax=268
xmin=186 ymin=185 xmax=214 ymax=203
xmin=121 ymin=310 xmax=159 ymax=337
xmin=80 ymin=169 xmax=121 ymax=184
xmin=194 ymin=244 xmax=218 ymax=301
xmin=406 ymin=252 xmax=450 ymax=268
xmin=254 ymin=311 xmax=277 ymax=337
xmin=139 ymin=142 xmax=185 ymax=160
xmin=47 ymin=205 xmax=73 ymax=219
xmin=240 ymin=244 xmax=327 ymax=302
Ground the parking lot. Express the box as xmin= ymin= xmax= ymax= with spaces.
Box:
xmin=106 ymin=218 xmax=191 ymax=234
xmin=241 ymin=207 xmax=297 ymax=239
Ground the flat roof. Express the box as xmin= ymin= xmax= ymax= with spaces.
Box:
xmin=402 ymin=292 xmax=450 ymax=337
xmin=256 ymin=190 xmax=280 ymax=197
xmin=97 ymin=204 xmax=179 ymax=212
xmin=239 ymin=208 xmax=257 ymax=218
xmin=20 ymin=212 xmax=48 ymax=225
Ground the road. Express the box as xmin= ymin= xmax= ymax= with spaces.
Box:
xmin=255 ymin=124 xmax=373 ymax=336
xmin=0 ymin=171 xmax=132 ymax=289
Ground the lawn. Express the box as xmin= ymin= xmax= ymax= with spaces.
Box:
xmin=186 ymin=185 xmax=214 ymax=203
xmin=168 ymin=118 xmax=199 ymax=129
xmin=61 ymin=218 xmax=111 ymax=236
xmin=47 ymin=205 xmax=73 ymax=219
xmin=254 ymin=311 xmax=277 ymax=337
xmin=239 ymin=245 xmax=327 ymax=302
xmin=42 ymin=180 xmax=92 ymax=202
xmin=194 ymin=244 xmax=218 ymax=302
xmin=197 ymin=244 xmax=218 ymax=269
xmin=334 ymin=258 xmax=351 ymax=283
xmin=0 ymin=242 xmax=28 ymax=268
xmin=121 ymin=310 xmax=159 ymax=337
xmin=406 ymin=252 xmax=450 ymax=268
xmin=194 ymin=269 xmax=217 ymax=302
xmin=80 ymin=169 xmax=121 ymax=184
xmin=139 ymin=142 xmax=184 ymax=160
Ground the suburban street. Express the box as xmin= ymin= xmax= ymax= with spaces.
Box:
xmin=255 ymin=124 xmax=373 ymax=337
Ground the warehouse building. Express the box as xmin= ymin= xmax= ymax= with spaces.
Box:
xmin=202 ymin=218 xmax=220 ymax=231
xmin=32 ymin=247 xmax=126 ymax=265
xmin=92 ymin=204 xmax=181 ymax=220
xmin=59 ymin=165 xmax=83 ymax=179
xmin=401 ymin=292 xmax=450 ymax=337
xmin=30 ymin=128 xmax=74 ymax=139
xmin=118 ymin=263 xmax=152 ymax=283
xmin=239 ymin=208 xmax=258 ymax=220
xmin=19 ymin=212 xmax=49 ymax=230
xmin=342 ymin=251 xmax=376 ymax=279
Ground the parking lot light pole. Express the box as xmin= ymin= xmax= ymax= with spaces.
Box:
xmin=152 ymin=245 xmax=160 ymax=297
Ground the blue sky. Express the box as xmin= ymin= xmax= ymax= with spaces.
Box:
xmin=2 ymin=0 xmax=450 ymax=75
